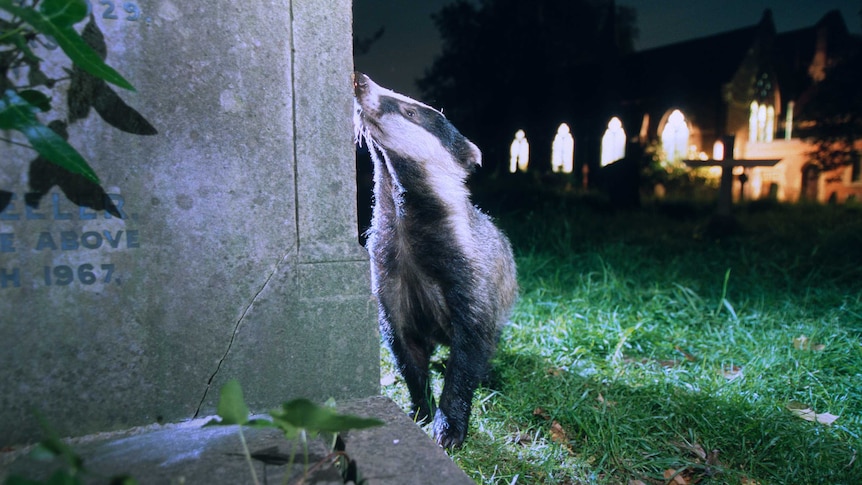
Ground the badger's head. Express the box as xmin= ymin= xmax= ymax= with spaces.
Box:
xmin=353 ymin=72 xmax=482 ymax=173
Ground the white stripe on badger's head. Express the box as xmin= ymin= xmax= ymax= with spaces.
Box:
xmin=353 ymin=72 xmax=482 ymax=179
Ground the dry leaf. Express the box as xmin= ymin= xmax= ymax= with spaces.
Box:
xmin=596 ymin=393 xmax=617 ymax=406
xmin=663 ymin=468 xmax=690 ymax=484
xmin=740 ymin=478 xmax=760 ymax=485
xmin=793 ymin=335 xmax=826 ymax=351
xmin=380 ymin=373 xmax=396 ymax=386
xmin=549 ymin=420 xmax=568 ymax=444
xmin=549 ymin=420 xmax=575 ymax=455
xmin=509 ymin=430 xmax=534 ymax=446
xmin=533 ymin=407 xmax=550 ymax=420
xmin=672 ymin=440 xmax=707 ymax=460
xmin=787 ymin=402 xmax=840 ymax=425
xmin=546 ymin=367 xmax=564 ymax=376
xmin=721 ymin=365 xmax=743 ymax=380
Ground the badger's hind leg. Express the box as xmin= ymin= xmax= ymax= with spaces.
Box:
xmin=388 ymin=331 xmax=436 ymax=424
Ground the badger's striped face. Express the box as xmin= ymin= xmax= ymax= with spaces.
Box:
xmin=353 ymin=72 xmax=481 ymax=172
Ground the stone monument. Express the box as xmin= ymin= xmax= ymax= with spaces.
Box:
xmin=0 ymin=0 xmax=377 ymax=446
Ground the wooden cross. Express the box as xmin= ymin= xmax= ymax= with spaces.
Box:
xmin=684 ymin=135 xmax=781 ymax=218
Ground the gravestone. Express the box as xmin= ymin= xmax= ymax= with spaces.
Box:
xmin=0 ymin=0 xmax=377 ymax=446
xmin=684 ymin=135 xmax=781 ymax=218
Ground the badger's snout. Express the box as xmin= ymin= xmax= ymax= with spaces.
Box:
xmin=353 ymin=71 xmax=370 ymax=97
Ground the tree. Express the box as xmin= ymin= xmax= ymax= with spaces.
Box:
xmin=418 ymin=0 xmax=637 ymax=172
xmin=795 ymin=11 xmax=862 ymax=178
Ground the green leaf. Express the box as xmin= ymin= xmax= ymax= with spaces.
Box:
xmin=214 ymin=379 xmax=250 ymax=426
xmin=29 ymin=442 xmax=61 ymax=461
xmin=0 ymin=90 xmax=100 ymax=184
xmin=0 ymin=0 xmax=135 ymax=91
xmin=270 ymin=399 xmax=384 ymax=435
xmin=45 ymin=469 xmax=81 ymax=485
xmin=38 ymin=0 xmax=88 ymax=27
xmin=19 ymin=89 xmax=51 ymax=111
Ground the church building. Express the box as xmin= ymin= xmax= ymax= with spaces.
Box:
xmin=600 ymin=9 xmax=862 ymax=203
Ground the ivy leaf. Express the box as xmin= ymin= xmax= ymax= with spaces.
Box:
xmin=0 ymin=90 xmax=99 ymax=184
xmin=0 ymin=0 xmax=135 ymax=91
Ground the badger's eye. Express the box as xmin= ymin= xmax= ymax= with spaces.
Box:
xmin=405 ymin=108 xmax=416 ymax=118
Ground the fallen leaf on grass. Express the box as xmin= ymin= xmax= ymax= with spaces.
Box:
xmin=663 ymin=468 xmax=693 ymax=484
xmin=549 ymin=420 xmax=568 ymax=443
xmin=596 ymin=393 xmax=617 ymax=406
xmin=672 ymin=439 xmax=707 ymax=461
xmin=546 ymin=367 xmax=564 ymax=376
xmin=793 ymin=335 xmax=826 ymax=351
xmin=549 ymin=420 xmax=575 ymax=454
xmin=533 ymin=407 xmax=550 ymax=420
xmin=721 ymin=365 xmax=743 ymax=380
xmin=508 ymin=429 xmax=535 ymax=447
xmin=787 ymin=402 xmax=839 ymax=425
xmin=379 ymin=373 xmax=397 ymax=386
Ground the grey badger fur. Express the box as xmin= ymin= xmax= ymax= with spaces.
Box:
xmin=353 ymin=72 xmax=517 ymax=448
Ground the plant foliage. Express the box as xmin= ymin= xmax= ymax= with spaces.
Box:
xmin=205 ymin=379 xmax=384 ymax=485
xmin=0 ymin=0 xmax=136 ymax=184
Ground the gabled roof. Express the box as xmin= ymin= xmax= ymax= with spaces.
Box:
xmin=620 ymin=11 xmax=775 ymax=102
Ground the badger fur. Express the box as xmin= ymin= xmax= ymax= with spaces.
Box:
xmin=353 ymin=72 xmax=518 ymax=448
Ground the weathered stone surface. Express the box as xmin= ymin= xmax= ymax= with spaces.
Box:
xmin=0 ymin=397 xmax=473 ymax=485
xmin=0 ymin=0 xmax=376 ymax=446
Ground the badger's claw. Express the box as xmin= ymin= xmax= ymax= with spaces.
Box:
xmin=432 ymin=409 xmax=467 ymax=449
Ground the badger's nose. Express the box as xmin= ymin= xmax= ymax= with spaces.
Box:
xmin=353 ymin=71 xmax=369 ymax=95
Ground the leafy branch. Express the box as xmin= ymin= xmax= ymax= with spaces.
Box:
xmin=0 ymin=0 xmax=136 ymax=185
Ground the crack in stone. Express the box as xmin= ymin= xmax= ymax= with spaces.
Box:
xmin=193 ymin=247 xmax=295 ymax=418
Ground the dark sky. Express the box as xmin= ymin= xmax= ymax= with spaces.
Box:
xmin=354 ymin=0 xmax=862 ymax=99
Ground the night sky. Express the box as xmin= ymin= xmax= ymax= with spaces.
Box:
xmin=354 ymin=0 xmax=862 ymax=99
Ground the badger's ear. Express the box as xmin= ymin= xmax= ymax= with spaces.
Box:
xmin=466 ymin=140 xmax=482 ymax=167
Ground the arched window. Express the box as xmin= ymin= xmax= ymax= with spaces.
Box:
xmin=551 ymin=123 xmax=574 ymax=173
xmin=749 ymin=101 xmax=776 ymax=142
xmin=661 ymin=109 xmax=689 ymax=161
xmin=601 ymin=117 xmax=626 ymax=167
xmin=509 ymin=129 xmax=529 ymax=173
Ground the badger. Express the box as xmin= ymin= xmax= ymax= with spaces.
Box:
xmin=353 ymin=72 xmax=518 ymax=448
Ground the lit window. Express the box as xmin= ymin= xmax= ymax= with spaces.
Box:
xmin=661 ymin=109 xmax=689 ymax=161
xmin=749 ymin=101 xmax=775 ymax=142
xmin=509 ymin=129 xmax=530 ymax=173
xmin=601 ymin=117 xmax=626 ymax=167
xmin=551 ymin=123 xmax=574 ymax=173
xmin=712 ymin=140 xmax=724 ymax=160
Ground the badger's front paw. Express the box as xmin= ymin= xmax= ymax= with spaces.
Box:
xmin=432 ymin=408 xmax=467 ymax=449
xmin=409 ymin=407 xmax=432 ymax=425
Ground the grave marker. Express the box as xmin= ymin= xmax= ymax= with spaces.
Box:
xmin=0 ymin=0 xmax=376 ymax=446
xmin=685 ymin=135 xmax=781 ymax=217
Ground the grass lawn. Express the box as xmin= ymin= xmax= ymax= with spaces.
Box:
xmin=380 ymin=189 xmax=862 ymax=484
